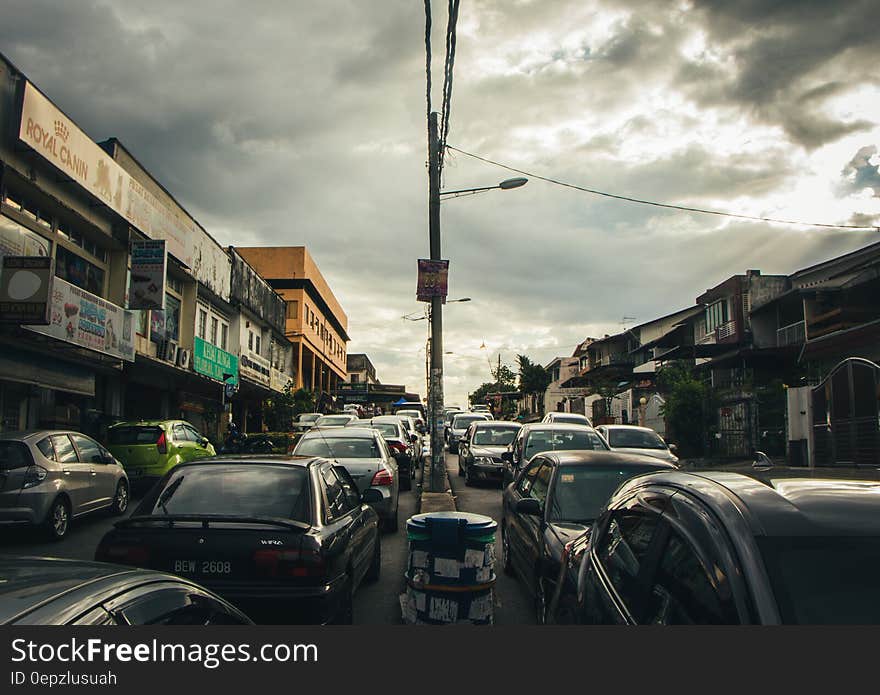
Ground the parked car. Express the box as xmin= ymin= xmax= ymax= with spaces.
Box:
xmin=447 ymin=412 xmax=491 ymax=453
xmin=502 ymin=423 xmax=610 ymax=486
xmin=543 ymin=412 xmax=593 ymax=427
xmin=0 ymin=556 xmax=252 ymax=625
xmin=502 ymin=450 xmax=674 ymax=623
xmin=574 ymin=468 xmax=880 ymax=624
xmin=107 ymin=420 xmax=215 ymax=490
xmin=395 ymin=408 xmax=426 ymax=434
xmin=347 ymin=417 xmax=416 ymax=491
xmin=292 ymin=412 xmax=322 ymax=433
xmin=387 ymin=414 xmax=422 ymax=461
xmin=443 ymin=409 xmax=467 ymax=443
xmin=293 ymin=427 xmax=400 ymax=531
xmin=96 ymin=455 xmax=381 ymax=624
xmin=458 ymin=421 xmax=521 ymax=486
xmin=313 ymin=413 xmax=359 ymax=428
xmin=0 ymin=430 xmax=129 ymax=540
xmin=594 ymin=424 xmax=678 ymax=465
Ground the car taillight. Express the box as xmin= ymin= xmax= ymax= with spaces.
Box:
xmin=22 ymin=465 xmax=48 ymax=489
xmin=371 ymin=469 xmax=394 ymax=486
xmin=156 ymin=431 xmax=167 ymax=454
xmin=98 ymin=544 xmax=151 ymax=565
xmin=253 ymin=548 xmax=326 ymax=578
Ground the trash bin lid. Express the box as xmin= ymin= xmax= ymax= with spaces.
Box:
xmin=407 ymin=511 xmax=497 ymax=536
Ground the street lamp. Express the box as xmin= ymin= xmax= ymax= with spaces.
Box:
xmin=426 ymin=112 xmax=527 ymax=492
xmin=439 ymin=177 xmax=528 ymax=199
xmin=402 ymin=297 xmax=471 ymax=321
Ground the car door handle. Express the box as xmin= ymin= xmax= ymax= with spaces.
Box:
xmin=62 ymin=469 xmax=71 ymax=475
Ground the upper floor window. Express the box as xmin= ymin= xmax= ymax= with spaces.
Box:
xmin=705 ymin=300 xmax=729 ymax=333
xmin=220 ymin=324 xmax=228 ymax=351
xmin=210 ymin=317 xmax=218 ymax=346
xmin=197 ymin=308 xmax=208 ymax=340
xmin=286 ymin=300 xmax=298 ymax=319
xmin=55 ymin=245 xmax=105 ymax=296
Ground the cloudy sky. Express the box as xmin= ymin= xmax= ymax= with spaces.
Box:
xmin=3 ymin=0 xmax=879 ymax=406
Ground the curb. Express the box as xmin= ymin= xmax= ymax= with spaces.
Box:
xmin=416 ymin=455 xmax=457 ymax=514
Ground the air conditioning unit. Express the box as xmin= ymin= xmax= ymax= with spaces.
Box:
xmin=177 ymin=348 xmax=191 ymax=370
xmin=161 ymin=340 xmax=178 ymax=363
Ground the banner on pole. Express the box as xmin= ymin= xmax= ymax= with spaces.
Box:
xmin=416 ymin=259 xmax=449 ymax=302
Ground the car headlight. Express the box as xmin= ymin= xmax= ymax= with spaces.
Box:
xmin=474 ymin=456 xmax=496 ymax=465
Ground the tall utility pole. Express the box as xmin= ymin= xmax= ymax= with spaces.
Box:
xmin=428 ymin=111 xmax=445 ymax=492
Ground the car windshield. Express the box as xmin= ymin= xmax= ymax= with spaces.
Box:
xmin=607 ymin=429 xmax=667 ymax=450
xmin=472 ymin=427 xmax=519 ymax=446
xmin=149 ymin=465 xmax=309 ymax=522
xmin=315 ymin=415 xmax=352 ymax=426
xmin=524 ymin=429 xmax=607 ymax=458
xmin=298 ymin=414 xmax=321 ymax=424
xmin=295 ymin=436 xmax=380 ymax=458
xmin=369 ymin=423 xmax=399 ymax=438
xmin=108 ymin=426 xmax=162 ymax=445
xmin=453 ymin=415 xmax=484 ymax=429
xmin=548 ymin=464 xmax=664 ymax=523
xmin=757 ymin=536 xmax=880 ymax=624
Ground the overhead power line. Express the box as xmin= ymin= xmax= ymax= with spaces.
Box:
xmin=447 ymin=145 xmax=880 ymax=232
xmin=438 ymin=0 xmax=461 ymax=178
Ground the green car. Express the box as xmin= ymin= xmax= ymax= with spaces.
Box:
xmin=107 ymin=420 xmax=216 ymax=488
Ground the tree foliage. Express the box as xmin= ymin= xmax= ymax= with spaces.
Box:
xmin=657 ymin=363 xmax=716 ymax=457
xmin=516 ymin=354 xmax=551 ymax=395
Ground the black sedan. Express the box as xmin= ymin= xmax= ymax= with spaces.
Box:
xmin=458 ymin=420 xmax=521 ymax=486
xmin=0 ymin=557 xmax=251 ymax=625
xmin=501 ymin=423 xmax=609 ymax=487
xmin=95 ymin=455 xmax=381 ymax=624
xmin=575 ymin=468 xmax=880 ymax=624
xmin=501 ymin=450 xmax=675 ymax=624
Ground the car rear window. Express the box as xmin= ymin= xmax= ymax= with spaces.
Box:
xmin=0 ymin=441 xmax=34 ymax=471
xmin=295 ymin=436 xmax=380 ymax=458
xmin=149 ymin=465 xmax=310 ymax=522
xmin=607 ymin=429 xmax=667 ymax=450
xmin=108 ymin=426 xmax=163 ymax=445
xmin=525 ymin=429 xmax=608 ymax=458
xmin=453 ymin=415 xmax=485 ymax=428
xmin=553 ymin=415 xmax=589 ymax=425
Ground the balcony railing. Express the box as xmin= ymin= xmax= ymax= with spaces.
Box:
xmin=715 ymin=320 xmax=737 ymax=341
xmin=776 ymin=320 xmax=806 ymax=347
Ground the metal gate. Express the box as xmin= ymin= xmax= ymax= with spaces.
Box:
xmin=812 ymin=358 xmax=880 ymax=467
xmin=718 ymin=400 xmax=752 ymax=457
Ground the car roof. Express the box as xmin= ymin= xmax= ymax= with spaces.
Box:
xmin=523 ymin=422 xmax=597 ymax=432
xmin=0 ymin=430 xmax=78 ymax=441
xmin=175 ymin=454 xmax=317 ymax=468
xmin=535 ymin=450 xmax=677 ymax=468
xmin=599 ymin=424 xmax=657 ymax=432
xmin=619 ymin=469 xmax=880 ymax=537
xmin=472 ymin=420 xmax=520 ymax=428
xmin=549 ymin=412 xmax=589 ymax=418
xmin=303 ymin=426 xmax=377 ymax=438
xmin=0 ymin=557 xmax=162 ymax=624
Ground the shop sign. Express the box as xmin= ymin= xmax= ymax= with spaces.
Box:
xmin=26 ymin=277 xmax=135 ymax=361
xmin=19 ymin=82 xmax=231 ymax=300
xmin=128 ymin=239 xmax=166 ymax=310
xmin=193 ymin=336 xmax=238 ymax=384
xmin=0 ymin=255 xmax=53 ymax=324
xmin=416 ymin=259 xmax=449 ymax=302
xmin=240 ymin=351 xmax=271 ymax=387
xmin=270 ymin=367 xmax=291 ymax=393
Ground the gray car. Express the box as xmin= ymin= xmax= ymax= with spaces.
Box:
xmin=594 ymin=425 xmax=679 ymax=465
xmin=292 ymin=426 xmax=400 ymax=532
xmin=0 ymin=430 xmax=130 ymax=541
xmin=446 ymin=412 xmax=491 ymax=453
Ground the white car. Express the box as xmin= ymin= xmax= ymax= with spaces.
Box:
xmin=542 ymin=412 xmax=593 ymax=427
xmin=594 ymin=424 xmax=679 ymax=465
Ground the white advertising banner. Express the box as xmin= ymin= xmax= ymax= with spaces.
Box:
xmin=19 ymin=82 xmax=231 ymax=300
xmin=270 ymin=367 xmax=291 ymax=393
xmin=240 ymin=351 xmax=271 ymax=387
xmin=128 ymin=239 xmax=166 ymax=310
xmin=26 ymin=277 xmax=135 ymax=362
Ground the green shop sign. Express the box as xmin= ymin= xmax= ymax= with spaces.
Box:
xmin=193 ymin=336 xmax=238 ymax=384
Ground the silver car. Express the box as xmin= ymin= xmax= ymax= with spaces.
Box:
xmin=292 ymin=426 xmax=400 ymax=532
xmin=447 ymin=413 xmax=491 ymax=453
xmin=594 ymin=424 xmax=679 ymax=465
xmin=313 ymin=413 xmax=359 ymax=428
xmin=0 ymin=430 xmax=130 ymax=540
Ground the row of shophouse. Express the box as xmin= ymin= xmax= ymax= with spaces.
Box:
xmin=543 ymin=241 xmax=880 ymax=467
xmin=0 ymin=54 xmax=348 ymax=442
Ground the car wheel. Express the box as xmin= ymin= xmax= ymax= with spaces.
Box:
xmin=535 ymin=573 xmax=548 ymax=625
xmin=365 ymin=536 xmax=381 ymax=583
xmin=110 ymin=480 xmax=129 ymax=515
xmin=334 ymin=578 xmax=354 ymax=624
xmin=45 ymin=497 xmax=70 ymax=541
xmin=501 ymin=526 xmax=514 ymax=576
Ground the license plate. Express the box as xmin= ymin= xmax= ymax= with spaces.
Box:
xmin=173 ymin=560 xmax=232 ymax=575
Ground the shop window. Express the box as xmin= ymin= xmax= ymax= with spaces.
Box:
xmin=0 ymin=214 xmax=51 ymax=258
xmin=55 ymin=245 xmax=105 ymax=296
xmin=164 ymin=294 xmax=181 ymax=342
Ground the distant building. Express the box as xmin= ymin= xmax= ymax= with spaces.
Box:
xmin=235 ymin=247 xmax=349 ymax=397
xmin=347 ymin=353 xmax=378 ymax=385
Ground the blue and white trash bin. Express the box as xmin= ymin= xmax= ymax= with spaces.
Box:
xmin=400 ymin=512 xmax=497 ymax=625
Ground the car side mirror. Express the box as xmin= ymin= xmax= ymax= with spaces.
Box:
xmin=752 ymin=450 xmax=772 ymax=468
xmin=515 ymin=498 xmax=542 ymax=516
xmin=668 ymin=443 xmax=677 ymax=453
xmin=501 ymin=451 xmax=513 ymax=463
xmin=361 ymin=489 xmax=383 ymax=504
xmin=200 ymin=437 xmax=210 ymax=446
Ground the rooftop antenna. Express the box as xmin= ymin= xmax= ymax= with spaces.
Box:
xmin=620 ymin=316 xmax=636 ymax=331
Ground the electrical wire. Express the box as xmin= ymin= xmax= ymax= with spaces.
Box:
xmin=438 ymin=0 xmax=460 ymax=178
xmin=446 ymin=145 xmax=880 ymax=232
xmin=424 ymin=0 xmax=432 ymax=126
